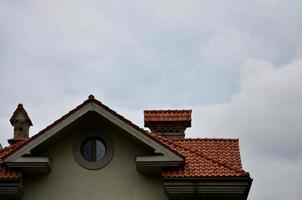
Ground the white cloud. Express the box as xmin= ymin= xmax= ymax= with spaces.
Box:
xmin=188 ymin=57 xmax=302 ymax=199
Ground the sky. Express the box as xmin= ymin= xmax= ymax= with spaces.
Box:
xmin=0 ymin=0 xmax=301 ymax=199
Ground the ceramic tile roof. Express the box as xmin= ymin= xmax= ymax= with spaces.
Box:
xmin=144 ymin=110 xmax=191 ymax=122
xmin=147 ymin=132 xmax=249 ymax=178
xmin=0 ymin=96 xmax=249 ymax=180
xmin=0 ymin=141 xmax=25 ymax=180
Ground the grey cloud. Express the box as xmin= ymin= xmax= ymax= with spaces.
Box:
xmin=0 ymin=1 xmax=301 ymax=199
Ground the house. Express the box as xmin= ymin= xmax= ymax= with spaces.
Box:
xmin=0 ymin=95 xmax=252 ymax=200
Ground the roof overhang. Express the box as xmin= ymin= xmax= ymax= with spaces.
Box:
xmin=136 ymin=155 xmax=182 ymax=173
xmin=4 ymin=100 xmax=183 ymax=172
xmin=163 ymin=177 xmax=252 ymax=200
xmin=6 ymin=157 xmax=51 ymax=174
xmin=0 ymin=180 xmax=23 ymax=200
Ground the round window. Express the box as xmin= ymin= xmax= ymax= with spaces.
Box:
xmin=81 ymin=138 xmax=106 ymax=162
xmin=73 ymin=131 xmax=114 ymax=170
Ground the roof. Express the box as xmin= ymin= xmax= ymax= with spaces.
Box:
xmin=0 ymin=96 xmax=249 ymax=180
xmin=10 ymin=104 xmax=33 ymax=126
xmin=149 ymin=133 xmax=249 ymax=178
xmin=0 ymin=141 xmax=24 ymax=180
xmin=144 ymin=110 xmax=191 ymax=122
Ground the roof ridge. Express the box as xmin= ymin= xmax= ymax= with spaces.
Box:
xmin=157 ymin=136 xmax=248 ymax=176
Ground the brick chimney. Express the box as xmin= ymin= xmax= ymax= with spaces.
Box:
xmin=144 ymin=110 xmax=191 ymax=139
xmin=8 ymin=104 xmax=32 ymax=144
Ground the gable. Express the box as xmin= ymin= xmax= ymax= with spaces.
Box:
xmin=4 ymin=96 xmax=183 ymax=170
xmin=21 ymin=116 xmax=169 ymax=200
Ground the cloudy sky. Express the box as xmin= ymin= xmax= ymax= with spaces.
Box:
xmin=0 ymin=0 xmax=301 ymax=199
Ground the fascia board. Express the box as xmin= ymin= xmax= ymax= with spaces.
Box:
xmin=164 ymin=179 xmax=252 ymax=199
xmin=6 ymin=157 xmax=51 ymax=174
xmin=0 ymin=181 xmax=23 ymax=200
xmin=13 ymin=157 xmax=50 ymax=163
xmin=136 ymin=155 xmax=182 ymax=162
xmin=136 ymin=155 xmax=182 ymax=170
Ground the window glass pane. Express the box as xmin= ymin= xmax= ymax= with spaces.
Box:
xmin=96 ymin=139 xmax=106 ymax=161
xmin=82 ymin=139 xmax=93 ymax=162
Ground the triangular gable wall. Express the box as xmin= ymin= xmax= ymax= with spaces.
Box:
xmin=4 ymin=97 xmax=183 ymax=165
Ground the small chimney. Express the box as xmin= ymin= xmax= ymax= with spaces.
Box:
xmin=8 ymin=104 xmax=32 ymax=144
xmin=144 ymin=110 xmax=191 ymax=139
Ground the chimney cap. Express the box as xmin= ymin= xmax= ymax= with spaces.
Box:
xmin=144 ymin=109 xmax=192 ymax=122
xmin=10 ymin=103 xmax=33 ymax=126
xmin=144 ymin=109 xmax=192 ymax=139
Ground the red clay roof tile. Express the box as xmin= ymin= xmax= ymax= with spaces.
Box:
xmin=144 ymin=110 xmax=191 ymax=122
xmin=147 ymin=132 xmax=249 ymax=178
xmin=0 ymin=141 xmax=25 ymax=180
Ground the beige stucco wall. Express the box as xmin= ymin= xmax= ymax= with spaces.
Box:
xmin=22 ymin=114 xmax=169 ymax=200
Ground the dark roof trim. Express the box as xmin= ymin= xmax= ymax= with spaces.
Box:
xmin=163 ymin=177 xmax=253 ymax=200
xmin=0 ymin=180 xmax=23 ymax=200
